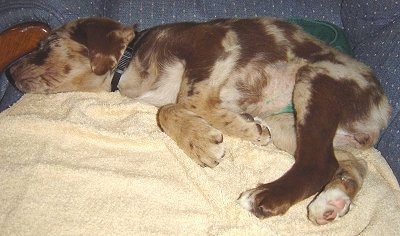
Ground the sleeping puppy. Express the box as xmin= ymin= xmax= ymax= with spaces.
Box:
xmin=7 ymin=17 xmax=391 ymax=225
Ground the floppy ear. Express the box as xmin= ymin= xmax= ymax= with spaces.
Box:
xmin=70 ymin=18 xmax=135 ymax=75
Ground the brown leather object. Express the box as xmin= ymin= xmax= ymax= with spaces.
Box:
xmin=0 ymin=22 xmax=50 ymax=71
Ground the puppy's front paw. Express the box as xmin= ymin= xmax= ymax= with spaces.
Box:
xmin=158 ymin=105 xmax=225 ymax=168
xmin=307 ymin=188 xmax=351 ymax=225
xmin=186 ymin=126 xmax=225 ymax=168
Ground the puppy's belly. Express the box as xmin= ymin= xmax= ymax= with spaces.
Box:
xmin=220 ymin=60 xmax=305 ymax=117
xmin=258 ymin=62 xmax=298 ymax=116
xmin=220 ymin=83 xmax=294 ymax=117
xmin=220 ymin=65 xmax=296 ymax=117
xmin=259 ymin=93 xmax=294 ymax=116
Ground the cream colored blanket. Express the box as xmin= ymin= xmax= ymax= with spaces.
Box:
xmin=1 ymin=92 xmax=399 ymax=236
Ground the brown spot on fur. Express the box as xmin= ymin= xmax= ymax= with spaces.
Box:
xmin=232 ymin=19 xmax=287 ymax=66
xmin=208 ymin=96 xmax=222 ymax=107
xmin=224 ymin=121 xmax=232 ymax=126
xmin=236 ymin=74 xmax=268 ymax=107
xmin=295 ymin=64 xmax=314 ymax=82
xmin=273 ymin=19 xmax=300 ymax=38
xmin=293 ymin=41 xmax=323 ymax=60
xmin=311 ymin=74 xmax=364 ymax=124
xmin=64 ymin=65 xmax=71 ymax=74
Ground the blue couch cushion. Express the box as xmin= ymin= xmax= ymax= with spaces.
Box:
xmin=109 ymin=0 xmax=344 ymax=29
xmin=342 ymin=0 xmax=400 ymax=182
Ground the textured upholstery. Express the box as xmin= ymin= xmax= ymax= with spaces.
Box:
xmin=0 ymin=0 xmax=345 ymax=30
xmin=0 ymin=0 xmax=399 ymax=182
xmin=341 ymin=0 xmax=400 ymax=181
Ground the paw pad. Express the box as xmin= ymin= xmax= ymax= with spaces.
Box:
xmin=308 ymin=188 xmax=351 ymax=225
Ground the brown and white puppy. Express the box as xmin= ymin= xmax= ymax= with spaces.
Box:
xmin=8 ymin=17 xmax=391 ymax=225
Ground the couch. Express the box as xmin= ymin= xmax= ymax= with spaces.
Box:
xmin=1 ymin=0 xmax=399 ymax=182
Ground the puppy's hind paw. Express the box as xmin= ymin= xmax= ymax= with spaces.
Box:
xmin=240 ymin=113 xmax=271 ymax=146
xmin=307 ymin=188 xmax=351 ymax=225
xmin=237 ymin=184 xmax=291 ymax=219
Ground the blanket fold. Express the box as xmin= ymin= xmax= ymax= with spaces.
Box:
xmin=1 ymin=92 xmax=399 ymax=235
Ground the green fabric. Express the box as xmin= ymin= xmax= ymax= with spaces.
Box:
xmin=288 ymin=18 xmax=353 ymax=56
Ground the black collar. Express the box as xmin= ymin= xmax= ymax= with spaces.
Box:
xmin=111 ymin=30 xmax=147 ymax=92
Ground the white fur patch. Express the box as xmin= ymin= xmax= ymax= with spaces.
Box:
xmin=292 ymin=79 xmax=313 ymax=125
xmin=314 ymin=60 xmax=370 ymax=89
xmin=237 ymin=188 xmax=263 ymax=212
xmin=308 ymin=188 xmax=351 ymax=225
xmin=136 ymin=61 xmax=184 ymax=106
xmin=209 ymin=30 xmax=240 ymax=87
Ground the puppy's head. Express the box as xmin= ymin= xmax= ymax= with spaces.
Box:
xmin=8 ymin=17 xmax=135 ymax=93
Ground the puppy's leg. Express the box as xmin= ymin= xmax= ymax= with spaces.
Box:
xmin=263 ymin=113 xmax=297 ymax=155
xmin=257 ymin=114 xmax=367 ymax=224
xmin=307 ymin=150 xmax=367 ymax=225
xmin=238 ymin=66 xmax=341 ymax=218
xmin=157 ymin=104 xmax=225 ymax=167
xmin=193 ymin=107 xmax=271 ymax=146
